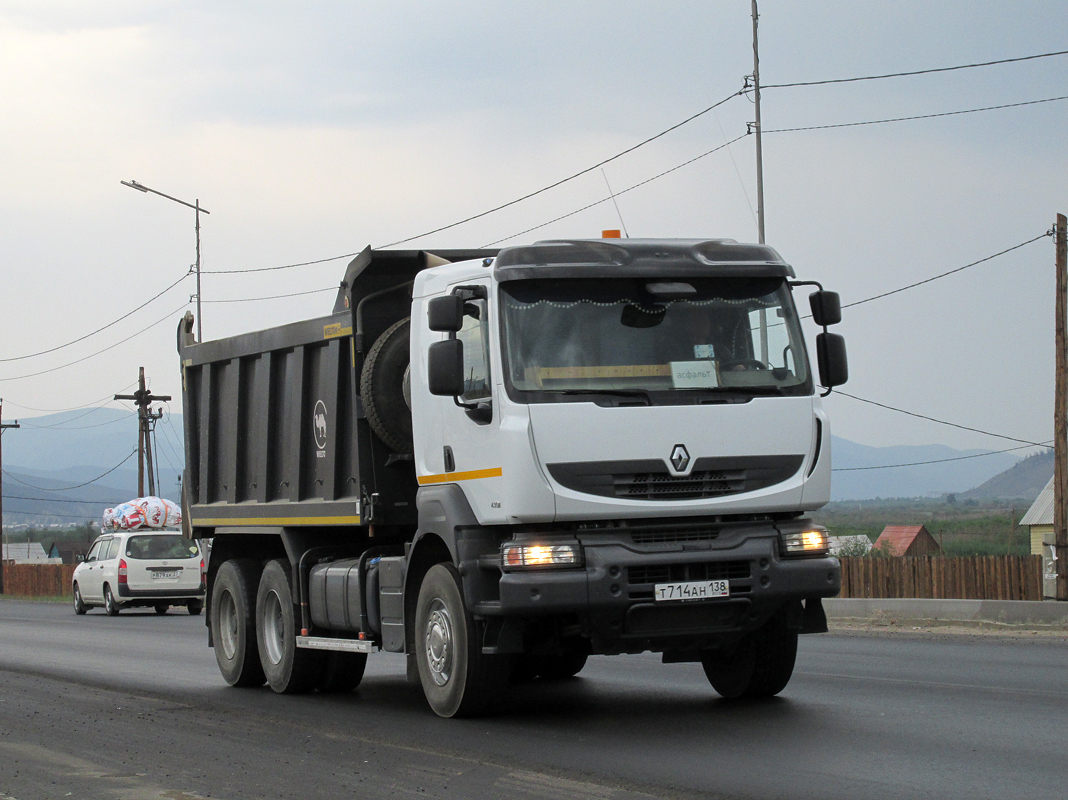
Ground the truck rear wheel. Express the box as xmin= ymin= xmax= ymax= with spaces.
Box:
xmin=256 ymin=559 xmax=323 ymax=694
xmin=415 ymin=563 xmax=509 ymax=718
xmin=360 ymin=317 xmax=413 ymax=454
xmin=211 ymin=559 xmax=266 ymax=687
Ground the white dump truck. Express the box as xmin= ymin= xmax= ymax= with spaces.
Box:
xmin=178 ymin=237 xmax=847 ymax=717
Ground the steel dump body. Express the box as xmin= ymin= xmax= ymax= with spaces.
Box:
xmin=179 ymin=248 xmax=495 ymax=536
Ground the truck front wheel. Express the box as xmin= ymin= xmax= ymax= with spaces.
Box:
xmin=415 ymin=563 xmax=509 ymax=718
xmin=211 ymin=559 xmax=266 ymax=687
xmin=256 ymin=559 xmax=323 ymax=694
xmin=700 ymin=611 xmax=798 ymax=699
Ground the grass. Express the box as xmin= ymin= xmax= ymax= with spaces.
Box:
xmin=811 ymin=497 xmax=1035 ymax=556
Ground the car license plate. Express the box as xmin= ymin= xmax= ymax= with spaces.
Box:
xmin=654 ymin=579 xmax=729 ymax=602
xmin=151 ymin=569 xmax=181 ymax=580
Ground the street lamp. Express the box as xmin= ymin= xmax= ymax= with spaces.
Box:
xmin=121 ymin=179 xmax=210 ymax=341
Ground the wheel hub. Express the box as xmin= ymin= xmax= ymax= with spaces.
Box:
xmin=218 ymin=590 xmax=239 ymax=660
xmin=262 ymin=590 xmax=285 ymax=666
xmin=424 ymin=599 xmax=454 ymax=687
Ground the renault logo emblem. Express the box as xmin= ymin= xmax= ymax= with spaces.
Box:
xmin=670 ymin=444 xmax=690 ymax=473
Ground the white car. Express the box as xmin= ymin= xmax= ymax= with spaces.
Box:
xmin=72 ymin=530 xmax=205 ymax=616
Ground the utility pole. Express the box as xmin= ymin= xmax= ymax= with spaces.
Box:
xmin=750 ymin=0 xmax=766 ymax=244
xmin=115 ymin=368 xmax=171 ymax=498
xmin=0 ymin=400 xmax=20 ymax=594
xmin=1055 ymin=213 xmax=1067 ymax=601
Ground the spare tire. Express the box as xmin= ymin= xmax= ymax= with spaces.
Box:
xmin=360 ymin=317 xmax=413 ymax=453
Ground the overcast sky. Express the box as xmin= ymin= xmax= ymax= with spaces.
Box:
xmin=1 ymin=1 xmax=1065 ymax=462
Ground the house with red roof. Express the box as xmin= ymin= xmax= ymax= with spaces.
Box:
xmin=874 ymin=525 xmax=941 ymax=557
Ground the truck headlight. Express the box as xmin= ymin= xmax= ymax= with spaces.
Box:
xmin=781 ymin=527 xmax=830 ymax=556
xmin=501 ymin=542 xmax=583 ymax=570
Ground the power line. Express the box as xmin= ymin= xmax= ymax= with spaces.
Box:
xmin=380 ymin=89 xmax=745 ymax=248
xmin=842 ymin=232 xmax=1052 ymax=310
xmin=834 ymin=391 xmax=1045 ymax=446
xmin=0 ymin=273 xmax=188 ymax=363
xmin=5 ymin=509 xmax=102 ymax=521
xmin=765 ymin=94 xmax=1068 ymax=133
xmin=832 ymin=441 xmax=1051 ymax=472
xmin=202 ymin=287 xmax=336 ymax=304
xmin=484 ymin=133 xmax=750 ymax=247
xmin=0 ymin=302 xmax=188 ymax=383
xmin=202 ymin=252 xmax=360 ymax=275
xmin=20 ymin=413 xmax=133 ymax=432
xmin=2 ymin=383 xmax=137 ymax=414
xmin=763 ymin=48 xmax=1068 ymax=89
xmin=2 ymin=448 xmax=138 ymax=491
xmin=3 ymin=493 xmax=126 ymax=505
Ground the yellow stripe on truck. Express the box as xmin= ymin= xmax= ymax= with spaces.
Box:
xmin=417 ymin=467 xmax=503 ymax=485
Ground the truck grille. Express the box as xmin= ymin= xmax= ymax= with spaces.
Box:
xmin=547 ymin=455 xmax=804 ymax=502
xmin=617 ymin=470 xmax=745 ymax=500
xmin=628 ymin=561 xmax=751 ymax=585
xmin=629 ymin=528 xmax=719 ymax=544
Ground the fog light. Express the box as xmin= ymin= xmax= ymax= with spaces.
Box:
xmin=501 ymin=542 xmax=583 ymax=570
xmin=781 ymin=528 xmax=830 ymax=556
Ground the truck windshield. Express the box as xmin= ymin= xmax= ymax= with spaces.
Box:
xmin=500 ymin=277 xmax=811 ymax=401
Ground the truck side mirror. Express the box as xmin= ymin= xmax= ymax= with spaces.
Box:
xmin=428 ymin=295 xmax=464 ymax=332
xmin=428 ymin=339 xmax=465 ymax=396
xmin=816 ymin=332 xmax=848 ymax=388
xmin=809 ymin=291 xmax=842 ymax=326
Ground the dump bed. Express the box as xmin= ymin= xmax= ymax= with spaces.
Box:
xmin=178 ymin=247 xmax=497 ymax=538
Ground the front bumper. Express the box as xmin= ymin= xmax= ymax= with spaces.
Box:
xmin=493 ymin=525 xmax=840 ymax=652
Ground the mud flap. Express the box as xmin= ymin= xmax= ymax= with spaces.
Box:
xmin=801 ymin=597 xmax=828 ymax=634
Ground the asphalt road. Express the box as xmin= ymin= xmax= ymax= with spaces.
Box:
xmin=1 ymin=599 xmax=1066 ymax=800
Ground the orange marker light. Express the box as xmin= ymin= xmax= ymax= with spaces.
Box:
xmin=602 ymin=229 xmax=622 ymax=239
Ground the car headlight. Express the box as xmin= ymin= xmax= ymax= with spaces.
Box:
xmin=780 ymin=527 xmax=830 ymax=556
xmin=501 ymin=542 xmax=583 ymax=570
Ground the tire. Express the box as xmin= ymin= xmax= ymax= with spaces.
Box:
xmin=256 ymin=559 xmax=323 ymax=694
xmin=103 ymin=584 xmax=120 ymax=617
xmin=155 ymin=604 xmax=169 ymax=615
xmin=360 ymin=317 xmax=413 ymax=454
xmin=211 ymin=559 xmax=266 ymax=688
xmin=700 ymin=612 xmax=799 ymax=699
xmin=743 ymin=613 xmax=798 ymax=698
xmin=72 ymin=583 xmax=88 ymax=615
xmin=700 ymin=637 xmax=756 ymax=699
xmin=188 ymin=600 xmax=204 ymax=616
xmin=316 ymin=651 xmax=368 ymax=693
xmin=415 ymin=563 xmax=510 ymax=718
xmin=537 ymin=652 xmax=588 ymax=681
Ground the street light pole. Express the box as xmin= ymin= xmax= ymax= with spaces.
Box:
xmin=121 ymin=180 xmax=210 ymax=341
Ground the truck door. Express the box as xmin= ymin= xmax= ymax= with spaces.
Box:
xmin=422 ymin=281 xmax=505 ymax=523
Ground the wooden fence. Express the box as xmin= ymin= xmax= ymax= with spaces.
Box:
xmin=1 ymin=563 xmax=76 ymax=597
xmin=839 ymin=555 xmax=1043 ymax=601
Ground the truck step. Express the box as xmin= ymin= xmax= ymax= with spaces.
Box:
xmin=295 ymin=636 xmax=374 ymax=654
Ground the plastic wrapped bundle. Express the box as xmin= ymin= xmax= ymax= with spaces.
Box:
xmin=102 ymin=496 xmax=181 ymax=530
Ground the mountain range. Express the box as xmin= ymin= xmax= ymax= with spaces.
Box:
xmin=0 ymin=407 xmax=1051 ymax=526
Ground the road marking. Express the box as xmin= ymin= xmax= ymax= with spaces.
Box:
xmin=798 ymin=671 xmax=1068 ymax=698
xmin=498 ymin=771 xmax=615 ymax=799
xmin=0 ymin=743 xmax=216 ymax=800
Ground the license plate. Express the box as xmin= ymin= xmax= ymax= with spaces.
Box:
xmin=654 ymin=579 xmax=729 ymax=602
xmin=151 ymin=569 xmax=181 ymax=580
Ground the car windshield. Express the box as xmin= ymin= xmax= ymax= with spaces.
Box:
xmin=126 ymin=535 xmax=199 ymax=560
xmin=500 ymin=277 xmax=810 ymax=400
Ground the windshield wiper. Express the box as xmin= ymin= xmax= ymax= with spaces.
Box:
xmin=553 ymin=389 xmax=653 ymax=405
